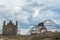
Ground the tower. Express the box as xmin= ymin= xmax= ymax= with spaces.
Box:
xmin=2 ymin=21 xmax=6 ymax=35
xmin=15 ymin=21 xmax=18 ymax=35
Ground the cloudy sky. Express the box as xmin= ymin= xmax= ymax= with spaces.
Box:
xmin=0 ymin=0 xmax=60 ymax=35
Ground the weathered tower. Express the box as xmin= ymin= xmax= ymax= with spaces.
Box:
xmin=2 ymin=21 xmax=6 ymax=35
xmin=15 ymin=21 xmax=18 ymax=35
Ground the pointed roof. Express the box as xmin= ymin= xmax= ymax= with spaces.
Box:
xmin=9 ymin=20 xmax=12 ymax=24
xmin=7 ymin=20 xmax=14 ymax=25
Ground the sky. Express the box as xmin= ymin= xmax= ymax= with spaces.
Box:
xmin=0 ymin=0 xmax=60 ymax=35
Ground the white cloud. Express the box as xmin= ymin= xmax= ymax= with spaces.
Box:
xmin=17 ymin=25 xmax=33 ymax=35
xmin=20 ymin=29 xmax=30 ymax=35
xmin=17 ymin=15 xmax=29 ymax=24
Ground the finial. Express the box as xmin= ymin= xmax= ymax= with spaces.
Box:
xmin=9 ymin=20 xmax=12 ymax=23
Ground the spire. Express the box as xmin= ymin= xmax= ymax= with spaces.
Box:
xmin=16 ymin=21 xmax=18 ymax=27
xmin=2 ymin=21 xmax=6 ymax=35
xmin=15 ymin=21 xmax=18 ymax=35
xmin=9 ymin=20 xmax=12 ymax=24
xmin=3 ymin=21 xmax=6 ymax=26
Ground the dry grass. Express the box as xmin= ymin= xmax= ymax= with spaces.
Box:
xmin=0 ymin=32 xmax=60 ymax=40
